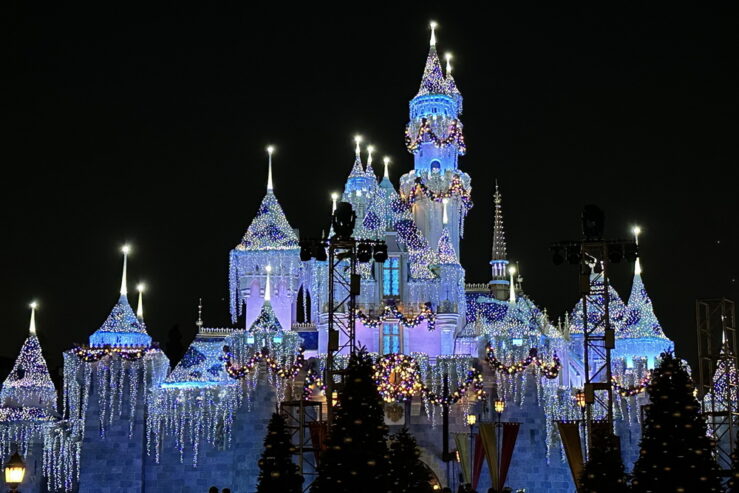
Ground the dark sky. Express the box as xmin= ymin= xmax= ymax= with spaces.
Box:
xmin=1 ymin=3 xmax=737 ymax=372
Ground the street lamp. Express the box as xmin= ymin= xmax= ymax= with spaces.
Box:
xmin=494 ymin=399 xmax=506 ymax=492
xmin=5 ymin=452 xmax=25 ymax=492
xmin=576 ymin=391 xmax=587 ymax=461
xmin=466 ymin=413 xmax=476 ymax=487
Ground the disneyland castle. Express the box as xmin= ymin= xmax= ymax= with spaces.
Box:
xmin=0 ymin=25 xmax=681 ymax=493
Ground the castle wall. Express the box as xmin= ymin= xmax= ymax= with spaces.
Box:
xmin=143 ymin=380 xmax=276 ymax=493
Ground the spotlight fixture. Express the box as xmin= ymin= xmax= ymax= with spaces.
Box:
xmin=357 ymin=242 xmax=373 ymax=263
xmin=581 ymin=205 xmax=605 ymax=240
xmin=332 ymin=202 xmax=356 ymax=240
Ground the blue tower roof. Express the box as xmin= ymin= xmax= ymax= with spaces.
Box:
xmin=163 ymin=332 xmax=233 ymax=388
xmin=89 ymin=294 xmax=153 ymax=347
xmin=236 ymin=190 xmax=299 ymax=252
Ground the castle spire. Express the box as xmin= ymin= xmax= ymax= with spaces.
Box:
xmin=633 ymin=226 xmax=642 ymax=275
xmin=29 ymin=301 xmax=37 ymax=335
xmin=136 ymin=283 xmax=145 ymax=322
xmin=492 ymin=182 xmax=507 ymax=261
xmin=120 ymin=244 xmax=130 ymax=298
xmin=266 ymin=145 xmax=275 ymax=192
xmin=383 ymin=157 xmax=390 ymax=179
xmin=196 ymin=298 xmax=203 ymax=330
xmin=416 ymin=22 xmax=446 ymax=96
xmin=508 ymin=265 xmax=517 ymax=303
xmin=366 ymin=145 xmax=376 ymax=177
xmin=348 ymin=135 xmax=364 ymax=178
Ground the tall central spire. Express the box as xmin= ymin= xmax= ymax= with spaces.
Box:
xmin=266 ymin=146 xmax=275 ymax=192
xmin=120 ymin=244 xmax=130 ymax=297
xmin=489 ymin=182 xmax=510 ymax=300
xmin=416 ymin=22 xmax=446 ymax=96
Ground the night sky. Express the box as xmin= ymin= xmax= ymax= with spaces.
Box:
xmin=2 ymin=4 xmax=737 ymax=373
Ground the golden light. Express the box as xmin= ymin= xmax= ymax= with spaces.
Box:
xmin=4 ymin=452 xmax=25 ymax=489
xmin=494 ymin=399 xmax=506 ymax=414
xmin=266 ymin=145 xmax=275 ymax=155
xmin=575 ymin=391 xmax=586 ymax=409
xmin=632 ymin=225 xmax=641 ymax=237
xmin=331 ymin=192 xmax=339 ymax=201
xmin=121 ymin=244 xmax=131 ymax=255
xmin=29 ymin=301 xmax=38 ymax=310
xmin=331 ymin=390 xmax=339 ymax=407
xmin=136 ymin=283 xmax=146 ymax=293
xmin=466 ymin=414 xmax=477 ymax=426
xmin=265 ymin=265 xmax=272 ymax=273
xmin=508 ymin=265 xmax=517 ymax=275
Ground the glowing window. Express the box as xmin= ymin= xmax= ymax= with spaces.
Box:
xmin=382 ymin=323 xmax=401 ymax=354
xmin=383 ymin=257 xmax=400 ymax=297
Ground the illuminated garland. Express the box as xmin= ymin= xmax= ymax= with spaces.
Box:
xmin=405 ymin=118 xmax=466 ymax=154
xmin=303 ymin=368 xmax=325 ymax=399
xmin=224 ymin=346 xmax=305 ymax=380
xmin=403 ymin=175 xmax=472 ymax=212
xmin=356 ymin=302 xmax=436 ymax=330
xmin=0 ymin=407 xmax=55 ymax=422
xmin=72 ymin=344 xmax=155 ymax=362
xmin=612 ymin=374 xmax=651 ymax=397
xmin=486 ymin=346 xmax=561 ymax=379
xmin=372 ymin=354 xmax=486 ymax=405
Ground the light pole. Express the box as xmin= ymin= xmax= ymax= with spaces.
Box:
xmin=4 ymin=452 xmax=25 ymax=493
xmin=494 ymin=399 xmax=506 ymax=493
xmin=466 ymin=413 xmax=477 ymax=488
xmin=576 ymin=391 xmax=587 ymax=461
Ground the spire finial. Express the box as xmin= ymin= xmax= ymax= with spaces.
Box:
xmin=445 ymin=52 xmax=452 ymax=74
xmin=136 ymin=283 xmax=145 ymax=321
xmin=354 ymin=135 xmax=362 ymax=158
xmin=331 ymin=192 xmax=339 ymax=214
xmin=633 ymin=226 xmax=642 ymax=275
xmin=491 ymin=182 xmax=507 ymax=262
xmin=264 ymin=265 xmax=272 ymax=302
xmin=29 ymin=301 xmax=38 ymax=335
xmin=366 ymin=145 xmax=374 ymax=170
xmin=196 ymin=298 xmax=203 ymax=329
xmin=442 ymin=197 xmax=449 ymax=225
xmin=429 ymin=21 xmax=438 ymax=46
xmin=120 ymin=244 xmax=131 ymax=297
xmin=266 ymin=145 xmax=275 ymax=191
xmin=383 ymin=157 xmax=390 ymax=179
xmin=508 ymin=265 xmax=517 ymax=303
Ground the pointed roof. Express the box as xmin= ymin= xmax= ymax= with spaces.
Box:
xmin=437 ymin=227 xmax=458 ymax=264
xmin=444 ymin=53 xmax=463 ymax=113
xmin=491 ymin=182 xmax=507 ymax=262
xmin=416 ymin=43 xmax=446 ymax=97
xmin=1 ymin=308 xmax=56 ymax=413
xmin=249 ymin=300 xmax=284 ymax=333
xmin=569 ymin=277 xmax=629 ymax=335
xmin=89 ymin=249 xmax=153 ymax=346
xmin=348 ymin=138 xmax=365 ymax=179
xmin=624 ymin=273 xmax=668 ymax=339
xmin=236 ymin=190 xmax=299 ymax=251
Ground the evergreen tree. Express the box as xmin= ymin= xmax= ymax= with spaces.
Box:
xmin=311 ymin=349 xmax=390 ymax=493
xmin=256 ymin=412 xmax=303 ymax=493
xmin=580 ymin=432 xmax=628 ymax=493
xmin=388 ymin=427 xmax=433 ymax=493
xmin=729 ymin=428 xmax=739 ymax=493
xmin=631 ymin=352 xmax=722 ymax=492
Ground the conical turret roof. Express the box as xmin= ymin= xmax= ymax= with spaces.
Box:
xmin=437 ymin=227 xmax=458 ymax=264
xmin=249 ymin=300 xmax=284 ymax=333
xmin=236 ymin=190 xmax=299 ymax=251
xmin=624 ymin=273 xmax=668 ymax=339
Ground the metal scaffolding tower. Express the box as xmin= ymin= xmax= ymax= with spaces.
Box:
xmin=281 ymin=399 xmax=324 ymax=491
xmin=696 ymin=298 xmax=738 ymax=472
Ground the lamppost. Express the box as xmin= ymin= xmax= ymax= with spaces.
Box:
xmin=5 ymin=452 xmax=26 ymax=493
xmin=494 ymin=399 xmax=506 ymax=492
xmin=576 ymin=390 xmax=587 ymax=461
xmin=466 ymin=413 xmax=477 ymax=488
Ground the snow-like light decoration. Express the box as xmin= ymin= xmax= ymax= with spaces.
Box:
xmin=373 ymin=354 xmax=425 ymax=402
xmin=568 ymin=277 xmax=628 ymax=335
xmin=444 ymin=52 xmax=463 ymax=113
xmin=437 ymin=227 xmax=458 ymax=265
xmin=391 ymin=197 xmax=437 ymax=280
xmin=623 ymin=274 xmax=669 ymax=340
xmin=404 ymin=118 xmax=467 ymax=155
xmin=355 ymin=302 xmax=436 ymax=331
xmin=612 ymin=374 xmax=650 ymax=397
xmin=147 ymin=332 xmax=241 ymax=466
xmin=486 ymin=346 xmax=561 ymax=379
xmin=415 ymin=28 xmax=446 ymax=97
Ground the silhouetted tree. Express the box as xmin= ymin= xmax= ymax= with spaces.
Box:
xmin=388 ymin=427 xmax=433 ymax=493
xmin=580 ymin=432 xmax=628 ymax=492
xmin=311 ymin=349 xmax=390 ymax=493
xmin=256 ymin=412 xmax=303 ymax=493
xmin=165 ymin=324 xmax=185 ymax=365
xmin=729 ymin=428 xmax=739 ymax=493
xmin=631 ymin=352 xmax=722 ymax=492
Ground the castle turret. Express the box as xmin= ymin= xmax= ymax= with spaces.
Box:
xmin=400 ymin=22 xmax=471 ymax=255
xmin=489 ymin=182 xmax=510 ymax=300
xmin=342 ymin=137 xmax=379 ymax=224
xmin=229 ymin=147 xmax=301 ymax=329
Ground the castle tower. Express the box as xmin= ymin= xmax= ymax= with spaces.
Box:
xmin=400 ymin=23 xmax=471 ymax=255
xmin=342 ymin=138 xmax=378 ymax=224
xmin=229 ymin=148 xmax=301 ymax=330
xmin=65 ymin=247 xmax=169 ymax=493
xmin=488 ymin=182 xmax=510 ymax=300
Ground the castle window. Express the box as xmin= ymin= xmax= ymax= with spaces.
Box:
xmin=382 ymin=323 xmax=401 ymax=354
xmin=383 ymin=257 xmax=400 ymax=297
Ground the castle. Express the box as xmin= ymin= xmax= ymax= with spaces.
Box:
xmin=0 ymin=25 xmax=679 ymax=493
